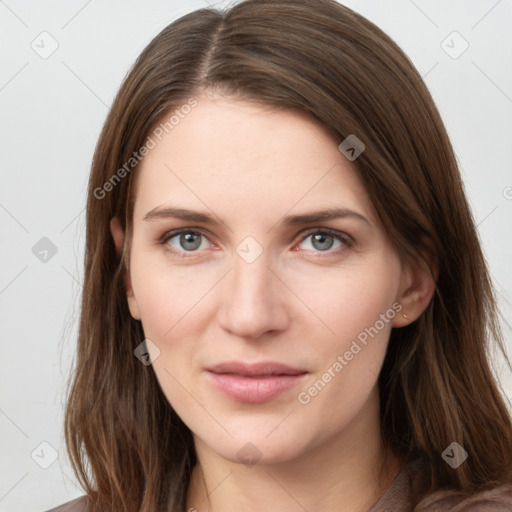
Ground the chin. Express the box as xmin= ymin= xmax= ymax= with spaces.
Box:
xmin=221 ymin=440 xmax=305 ymax=466
xmin=196 ymin=422 xmax=313 ymax=467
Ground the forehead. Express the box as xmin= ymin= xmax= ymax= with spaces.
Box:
xmin=132 ymin=95 xmax=375 ymax=224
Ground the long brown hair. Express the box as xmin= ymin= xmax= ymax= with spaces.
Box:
xmin=64 ymin=0 xmax=512 ymax=510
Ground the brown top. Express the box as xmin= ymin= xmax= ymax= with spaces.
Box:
xmin=46 ymin=459 xmax=512 ymax=511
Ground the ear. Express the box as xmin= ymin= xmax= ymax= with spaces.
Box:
xmin=110 ymin=216 xmax=141 ymax=320
xmin=392 ymin=238 xmax=438 ymax=328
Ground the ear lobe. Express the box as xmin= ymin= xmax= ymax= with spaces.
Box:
xmin=109 ymin=216 xmax=141 ymax=320
xmin=392 ymin=238 xmax=438 ymax=328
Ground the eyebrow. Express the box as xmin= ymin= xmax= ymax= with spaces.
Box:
xmin=143 ymin=206 xmax=371 ymax=227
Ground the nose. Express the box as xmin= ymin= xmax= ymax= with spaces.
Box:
xmin=217 ymin=248 xmax=290 ymax=340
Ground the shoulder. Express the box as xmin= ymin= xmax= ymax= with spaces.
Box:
xmin=415 ymin=484 xmax=512 ymax=511
xmin=45 ymin=495 xmax=89 ymax=512
xmin=370 ymin=456 xmax=512 ymax=512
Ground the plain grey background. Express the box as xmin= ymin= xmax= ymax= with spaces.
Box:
xmin=1 ymin=0 xmax=511 ymax=510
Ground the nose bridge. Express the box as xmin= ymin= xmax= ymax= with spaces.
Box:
xmin=230 ymin=246 xmax=273 ymax=306
xmin=218 ymin=241 xmax=287 ymax=338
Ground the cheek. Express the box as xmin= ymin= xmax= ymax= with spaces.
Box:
xmin=129 ymin=246 xmax=216 ymax=340
xmin=291 ymin=256 xmax=401 ymax=420
xmin=128 ymin=247 xmax=219 ymax=411
xmin=129 ymin=254 xmax=203 ymax=417
xmin=288 ymin=255 xmax=401 ymax=354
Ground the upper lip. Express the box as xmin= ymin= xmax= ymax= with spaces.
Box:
xmin=206 ymin=361 xmax=307 ymax=377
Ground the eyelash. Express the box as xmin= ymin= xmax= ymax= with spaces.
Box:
xmin=159 ymin=227 xmax=353 ymax=259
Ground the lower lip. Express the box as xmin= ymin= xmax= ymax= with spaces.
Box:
xmin=206 ymin=371 xmax=307 ymax=403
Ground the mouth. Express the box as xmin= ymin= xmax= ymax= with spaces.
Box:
xmin=205 ymin=361 xmax=308 ymax=403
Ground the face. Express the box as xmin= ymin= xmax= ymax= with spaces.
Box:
xmin=118 ymin=94 xmax=413 ymax=465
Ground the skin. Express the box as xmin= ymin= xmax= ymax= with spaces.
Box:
xmin=111 ymin=93 xmax=436 ymax=511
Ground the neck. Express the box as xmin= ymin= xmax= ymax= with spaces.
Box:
xmin=185 ymin=389 xmax=404 ymax=512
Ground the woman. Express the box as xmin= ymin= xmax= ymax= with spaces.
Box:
xmin=48 ymin=0 xmax=512 ymax=510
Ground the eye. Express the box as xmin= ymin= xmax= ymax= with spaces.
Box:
xmin=296 ymin=229 xmax=351 ymax=254
xmin=160 ymin=227 xmax=352 ymax=259
xmin=161 ymin=229 xmax=211 ymax=257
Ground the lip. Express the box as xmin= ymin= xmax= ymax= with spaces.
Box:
xmin=205 ymin=361 xmax=308 ymax=403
